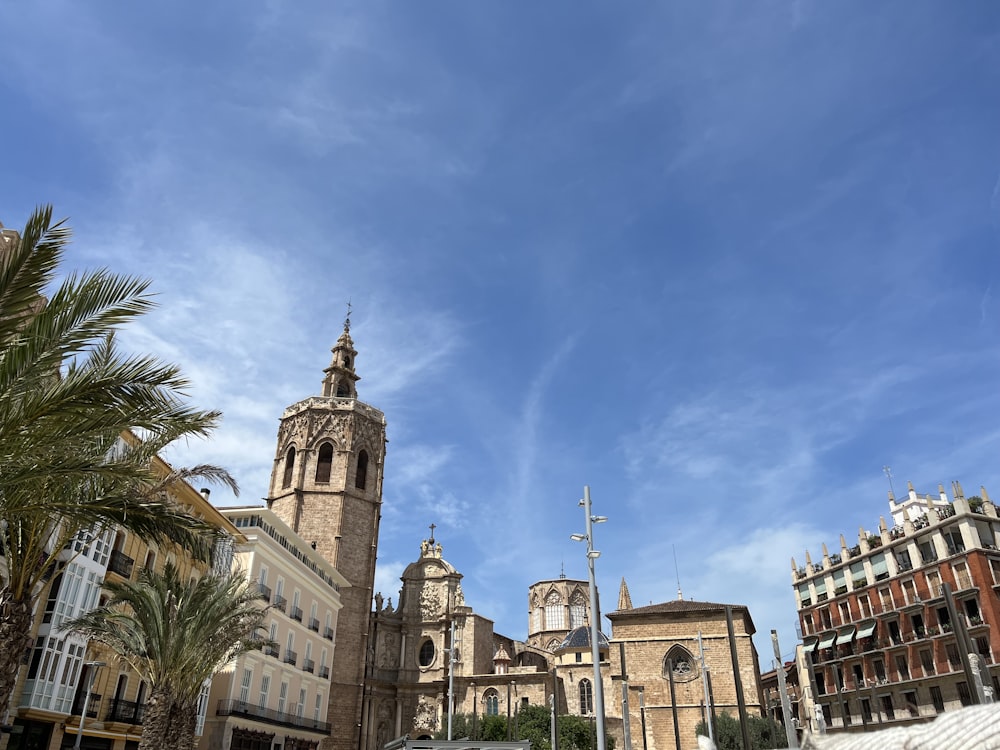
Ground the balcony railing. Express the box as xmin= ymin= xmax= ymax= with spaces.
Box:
xmin=216 ymin=699 xmax=330 ymax=734
xmin=323 ymin=627 xmax=334 ymax=641
xmin=108 ymin=550 xmax=135 ymax=578
xmin=273 ymin=595 xmax=287 ymax=613
xmin=264 ymin=644 xmax=280 ymax=658
xmin=255 ymin=583 xmax=272 ymax=603
xmin=291 ymin=606 xmax=303 ymax=622
xmin=284 ymin=649 xmax=298 ymax=666
xmin=309 ymin=617 xmax=320 ymax=632
xmin=319 ymin=666 xmax=330 ymax=679
xmin=303 ymin=658 xmax=315 ymax=673
xmin=106 ymin=697 xmax=145 ymax=724
xmin=71 ymin=693 xmax=102 ymax=719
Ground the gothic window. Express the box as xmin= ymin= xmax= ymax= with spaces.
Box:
xmin=419 ymin=639 xmax=435 ymax=667
xmin=570 ymin=604 xmax=586 ymax=628
xmin=356 ymin=450 xmax=369 ymax=490
xmin=664 ymin=645 xmax=697 ymax=682
xmin=545 ymin=591 xmax=565 ymax=630
xmin=315 ymin=443 xmax=334 ymax=483
xmin=336 ymin=382 xmax=351 ymax=397
xmin=579 ymin=679 xmax=594 ymax=715
xmin=484 ymin=689 xmax=500 ymax=716
xmin=282 ymin=447 xmax=296 ymax=488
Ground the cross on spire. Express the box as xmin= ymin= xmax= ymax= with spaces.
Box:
xmin=429 ymin=523 xmax=436 ymax=543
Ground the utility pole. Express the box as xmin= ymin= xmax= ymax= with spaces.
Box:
xmin=697 ymin=631 xmax=714 ymax=745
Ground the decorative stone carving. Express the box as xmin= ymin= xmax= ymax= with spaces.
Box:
xmin=414 ymin=695 xmax=438 ymax=731
xmin=420 ymin=586 xmax=442 ymax=619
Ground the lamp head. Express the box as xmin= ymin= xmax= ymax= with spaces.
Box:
xmin=570 ymin=533 xmax=587 ymax=542
xmin=591 ymin=515 xmax=608 ymax=524
xmin=587 ymin=550 xmax=601 ymax=559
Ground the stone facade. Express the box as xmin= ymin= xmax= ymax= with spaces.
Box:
xmin=266 ymin=319 xmax=387 ymax=750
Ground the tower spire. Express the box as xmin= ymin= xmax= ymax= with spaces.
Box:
xmin=617 ymin=577 xmax=633 ymax=611
xmin=322 ymin=303 xmax=360 ymax=398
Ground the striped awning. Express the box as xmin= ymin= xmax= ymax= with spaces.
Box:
xmin=856 ymin=620 xmax=877 ymax=639
xmin=818 ymin=632 xmax=837 ymax=650
xmin=836 ymin=627 xmax=856 ymax=645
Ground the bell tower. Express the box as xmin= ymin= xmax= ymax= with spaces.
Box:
xmin=267 ymin=311 xmax=387 ymax=750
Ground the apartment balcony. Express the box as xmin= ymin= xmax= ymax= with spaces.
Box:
xmin=255 ymin=583 xmax=272 ymax=603
xmin=107 ymin=550 xmax=135 ymax=578
xmin=319 ymin=666 xmax=330 ymax=679
xmin=309 ymin=617 xmax=320 ymax=632
xmin=70 ymin=693 xmax=102 ymax=719
xmin=273 ymin=595 xmax=287 ymax=614
xmin=264 ymin=644 xmax=280 ymax=658
xmin=106 ymin=697 xmax=145 ymax=724
xmin=216 ymin=699 xmax=331 ymax=734
xmin=284 ymin=649 xmax=298 ymax=666
xmin=290 ymin=606 xmax=303 ymax=623
xmin=323 ymin=627 xmax=334 ymax=641
xmin=303 ymin=658 xmax=315 ymax=674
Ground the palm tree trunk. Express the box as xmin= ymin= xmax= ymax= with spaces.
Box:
xmin=139 ymin=689 xmax=198 ymax=750
xmin=0 ymin=588 xmax=35 ymax=722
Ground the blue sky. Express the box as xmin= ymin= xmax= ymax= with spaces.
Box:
xmin=3 ymin=1 xmax=1000 ymax=663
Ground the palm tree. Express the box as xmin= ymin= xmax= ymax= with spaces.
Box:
xmin=65 ymin=562 xmax=268 ymax=750
xmin=0 ymin=206 xmax=236 ymax=719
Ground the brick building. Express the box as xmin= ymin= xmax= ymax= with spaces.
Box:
xmin=792 ymin=481 xmax=999 ymax=733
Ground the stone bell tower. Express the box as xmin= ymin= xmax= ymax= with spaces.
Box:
xmin=267 ymin=312 xmax=387 ymax=750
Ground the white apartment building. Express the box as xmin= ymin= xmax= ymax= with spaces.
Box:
xmin=199 ymin=508 xmax=348 ymax=750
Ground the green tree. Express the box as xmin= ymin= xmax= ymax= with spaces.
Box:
xmin=696 ymin=712 xmax=788 ymax=750
xmin=65 ymin=562 xmax=267 ymax=750
xmin=0 ymin=206 xmax=234 ymax=719
xmin=435 ymin=707 xmax=614 ymax=750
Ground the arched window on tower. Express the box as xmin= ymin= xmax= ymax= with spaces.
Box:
xmin=315 ymin=443 xmax=334 ymax=483
xmin=579 ymin=679 xmax=593 ymax=715
xmin=356 ymin=450 xmax=369 ymax=490
xmin=282 ymin=446 xmax=296 ymax=488
xmin=484 ymin=689 xmax=500 ymax=716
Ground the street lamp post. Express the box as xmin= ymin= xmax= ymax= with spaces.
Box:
xmin=571 ymin=485 xmax=607 ymax=750
xmin=74 ymin=661 xmax=106 ymax=750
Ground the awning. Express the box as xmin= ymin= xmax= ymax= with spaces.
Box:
xmin=802 ymin=638 xmax=818 ymax=653
xmin=836 ymin=627 xmax=856 ymax=645
xmin=856 ymin=620 xmax=877 ymax=639
xmin=818 ymin=632 xmax=837 ymax=650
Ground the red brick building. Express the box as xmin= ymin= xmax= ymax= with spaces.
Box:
xmin=791 ymin=482 xmax=998 ymax=733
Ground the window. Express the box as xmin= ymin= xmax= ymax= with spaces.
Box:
xmin=819 ymin=607 xmax=832 ymax=630
xmin=944 ymin=529 xmax=966 ymax=555
xmin=282 ymin=446 xmax=296 ymax=488
xmin=239 ymin=668 xmax=253 ymax=704
xmin=852 ymin=663 xmax=864 ymax=688
xmin=419 ymin=639 xmax=435 ymax=667
xmin=297 ymin=688 xmax=306 ymax=717
xmin=195 ymin=681 xmax=211 ymax=736
xmin=356 ymin=450 xmax=369 ymax=490
xmin=881 ymin=695 xmax=895 ymax=721
xmin=871 ymin=553 xmax=889 ymax=581
xmin=990 ymin=558 xmax=1000 ymax=585
xmin=860 ymin=698 xmax=872 ymax=723
xmin=919 ymin=649 xmax=935 ymax=676
xmin=901 ymin=579 xmax=918 ymax=605
xmin=926 ymin=569 xmax=943 ymax=599
xmin=258 ymin=674 xmax=270 ymax=709
xmin=664 ymin=645 xmax=696 ymax=681
xmin=315 ymin=443 xmax=334 ymax=483
xmin=570 ymin=604 xmax=586 ymax=628
xmin=930 ymin=686 xmax=945 ymax=712
xmin=277 ymin=682 xmax=288 ymax=713
xmin=957 ymin=681 xmax=973 ymax=706
xmin=873 ymin=659 xmax=886 ymax=683
xmin=903 ymin=691 xmax=919 ymax=717
xmin=814 ymin=578 xmax=828 ymax=602
xmin=918 ymin=538 xmax=937 ymax=564
xmin=315 ymin=691 xmax=324 ymax=721
xmin=895 ymin=654 xmax=909 ymax=680
xmin=484 ymin=689 xmax=500 ymax=716
xmin=849 ymin=562 xmax=867 ymax=590
xmin=545 ymin=591 xmax=565 ymax=630
xmin=858 ymin=594 xmax=873 ymax=619
xmin=909 ymin=612 xmax=924 ymax=637
xmin=976 ymin=636 xmax=992 ymax=662
xmin=575 ymin=653 xmax=582 ymax=663
xmin=895 ymin=549 xmax=913 ymax=572
xmin=878 ymin=587 xmax=893 ymax=612
xmin=838 ymin=601 xmax=851 ymax=624
xmin=945 ymin=642 xmax=961 ymax=670
xmin=579 ymin=679 xmax=594 ymax=715
xmin=952 ymin=561 xmax=972 ymax=591
xmin=833 ymin=568 xmax=847 ymax=596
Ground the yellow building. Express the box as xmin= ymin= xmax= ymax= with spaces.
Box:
xmin=4 ymin=451 xmax=243 ymax=750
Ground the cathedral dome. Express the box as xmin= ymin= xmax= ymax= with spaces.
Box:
xmin=556 ymin=626 xmax=610 ymax=652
